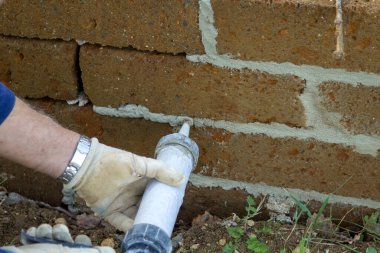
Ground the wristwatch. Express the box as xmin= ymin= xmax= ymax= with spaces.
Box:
xmin=58 ymin=135 xmax=91 ymax=184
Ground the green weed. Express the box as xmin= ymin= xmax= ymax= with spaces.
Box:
xmin=366 ymin=246 xmax=377 ymax=253
xmin=223 ymin=195 xmax=269 ymax=253
xmin=222 ymin=241 xmax=237 ymax=253
xmin=227 ymin=226 xmax=244 ymax=239
xmin=246 ymin=236 xmax=269 ymax=253
xmin=363 ymin=211 xmax=380 ymax=240
xmin=256 ymin=223 xmax=273 ymax=235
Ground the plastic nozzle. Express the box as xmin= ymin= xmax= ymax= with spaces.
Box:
xmin=179 ymin=121 xmax=190 ymax=137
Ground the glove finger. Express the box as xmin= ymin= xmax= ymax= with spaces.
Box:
xmin=36 ymin=224 xmax=53 ymax=239
xmin=26 ymin=227 xmax=37 ymax=237
xmin=21 ymin=227 xmax=37 ymax=245
xmin=132 ymin=155 xmax=184 ymax=186
xmin=52 ymin=224 xmax=74 ymax=243
xmin=74 ymin=234 xmax=92 ymax=246
xmin=123 ymin=205 xmax=138 ymax=219
xmin=105 ymin=213 xmax=134 ymax=233
xmin=94 ymin=246 xmax=117 ymax=253
xmin=99 ymin=194 xmax=141 ymax=218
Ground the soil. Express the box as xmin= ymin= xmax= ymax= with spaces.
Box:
xmin=1 ymin=189 xmax=379 ymax=252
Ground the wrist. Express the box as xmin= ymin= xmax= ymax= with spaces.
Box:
xmin=58 ymin=135 xmax=91 ymax=184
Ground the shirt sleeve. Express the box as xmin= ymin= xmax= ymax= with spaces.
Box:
xmin=0 ymin=248 xmax=13 ymax=253
xmin=0 ymin=82 xmax=16 ymax=125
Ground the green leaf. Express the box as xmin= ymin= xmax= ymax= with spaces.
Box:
xmin=247 ymin=196 xmax=255 ymax=206
xmin=246 ymin=206 xmax=257 ymax=214
xmin=279 ymin=249 xmax=286 ymax=253
xmin=365 ymin=247 xmax=377 ymax=253
xmin=311 ymin=195 xmax=330 ymax=229
xmin=258 ymin=224 xmax=273 ymax=235
xmin=298 ymin=237 xmax=307 ymax=253
xmin=368 ymin=212 xmax=379 ymax=225
xmin=246 ymin=196 xmax=257 ymax=216
xmin=227 ymin=226 xmax=244 ymax=239
xmin=289 ymin=193 xmax=312 ymax=218
xmin=222 ymin=241 xmax=236 ymax=253
xmin=246 ymin=236 xmax=269 ymax=253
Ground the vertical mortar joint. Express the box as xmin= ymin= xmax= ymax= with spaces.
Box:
xmin=333 ymin=0 xmax=345 ymax=60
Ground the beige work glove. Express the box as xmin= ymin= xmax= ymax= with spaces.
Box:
xmin=66 ymin=138 xmax=184 ymax=232
xmin=0 ymin=224 xmax=115 ymax=253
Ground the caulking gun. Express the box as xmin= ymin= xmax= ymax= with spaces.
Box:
xmin=122 ymin=119 xmax=199 ymax=253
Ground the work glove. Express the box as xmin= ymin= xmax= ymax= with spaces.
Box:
xmin=0 ymin=224 xmax=115 ymax=253
xmin=66 ymin=138 xmax=184 ymax=232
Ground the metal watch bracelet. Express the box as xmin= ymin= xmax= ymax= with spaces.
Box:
xmin=58 ymin=135 xmax=91 ymax=184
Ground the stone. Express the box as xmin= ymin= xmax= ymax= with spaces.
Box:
xmin=0 ymin=36 xmax=78 ymax=100
xmin=320 ymin=82 xmax=380 ymax=135
xmin=55 ymin=217 xmax=68 ymax=226
xmin=213 ymin=0 xmax=380 ymax=73
xmin=80 ymin=45 xmax=306 ymax=127
xmin=100 ymin=238 xmax=115 ymax=248
xmin=191 ymin=127 xmax=380 ymax=201
xmin=218 ymin=238 xmax=226 ymax=246
xmin=0 ymin=1 xmax=203 ymax=55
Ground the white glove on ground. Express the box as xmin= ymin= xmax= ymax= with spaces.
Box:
xmin=66 ymin=138 xmax=184 ymax=232
xmin=0 ymin=224 xmax=115 ymax=253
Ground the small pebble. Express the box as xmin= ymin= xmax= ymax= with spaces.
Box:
xmin=218 ymin=238 xmax=226 ymax=246
xmin=292 ymin=246 xmax=311 ymax=253
xmin=101 ymin=238 xmax=115 ymax=248
xmin=171 ymin=233 xmax=183 ymax=250
xmin=247 ymin=220 xmax=255 ymax=227
xmin=55 ymin=217 xmax=68 ymax=226
xmin=190 ymin=244 xmax=199 ymax=250
xmin=5 ymin=192 xmax=25 ymax=205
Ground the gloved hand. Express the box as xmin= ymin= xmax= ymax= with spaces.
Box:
xmin=0 ymin=224 xmax=115 ymax=253
xmin=66 ymin=138 xmax=184 ymax=232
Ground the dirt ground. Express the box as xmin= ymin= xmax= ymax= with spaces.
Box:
xmin=1 ymin=189 xmax=379 ymax=252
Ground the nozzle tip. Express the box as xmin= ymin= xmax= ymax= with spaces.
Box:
xmin=182 ymin=117 xmax=193 ymax=126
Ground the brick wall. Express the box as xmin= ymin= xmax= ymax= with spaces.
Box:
xmin=0 ymin=0 xmax=379 ymax=220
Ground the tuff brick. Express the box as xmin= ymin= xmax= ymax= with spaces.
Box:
xmin=0 ymin=160 xmax=63 ymax=205
xmin=320 ymin=82 xmax=380 ymax=136
xmin=0 ymin=0 xmax=203 ymax=55
xmin=80 ymin=45 xmax=306 ymax=127
xmin=180 ymin=185 xmax=375 ymax=226
xmin=213 ymin=0 xmax=380 ymax=73
xmin=191 ymin=127 xmax=380 ymax=201
xmin=0 ymin=36 xmax=78 ymax=100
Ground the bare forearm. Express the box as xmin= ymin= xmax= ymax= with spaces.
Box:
xmin=0 ymin=98 xmax=80 ymax=178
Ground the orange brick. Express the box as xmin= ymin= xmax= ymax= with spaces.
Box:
xmin=320 ymin=82 xmax=380 ymax=135
xmin=0 ymin=36 xmax=78 ymax=100
xmin=80 ymin=45 xmax=306 ymax=127
xmin=192 ymin=127 xmax=380 ymax=201
xmin=0 ymin=0 xmax=203 ymax=55
xmin=181 ymin=185 xmax=375 ymax=228
xmin=213 ymin=0 xmax=380 ymax=73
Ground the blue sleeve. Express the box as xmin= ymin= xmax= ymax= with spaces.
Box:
xmin=0 ymin=82 xmax=16 ymax=125
xmin=0 ymin=249 xmax=12 ymax=253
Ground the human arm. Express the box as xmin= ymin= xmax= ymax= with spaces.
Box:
xmin=0 ymin=83 xmax=184 ymax=232
xmin=0 ymin=96 xmax=80 ymax=178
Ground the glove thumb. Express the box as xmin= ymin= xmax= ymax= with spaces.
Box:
xmin=128 ymin=154 xmax=184 ymax=186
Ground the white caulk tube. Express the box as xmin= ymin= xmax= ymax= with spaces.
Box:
xmin=122 ymin=120 xmax=199 ymax=253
